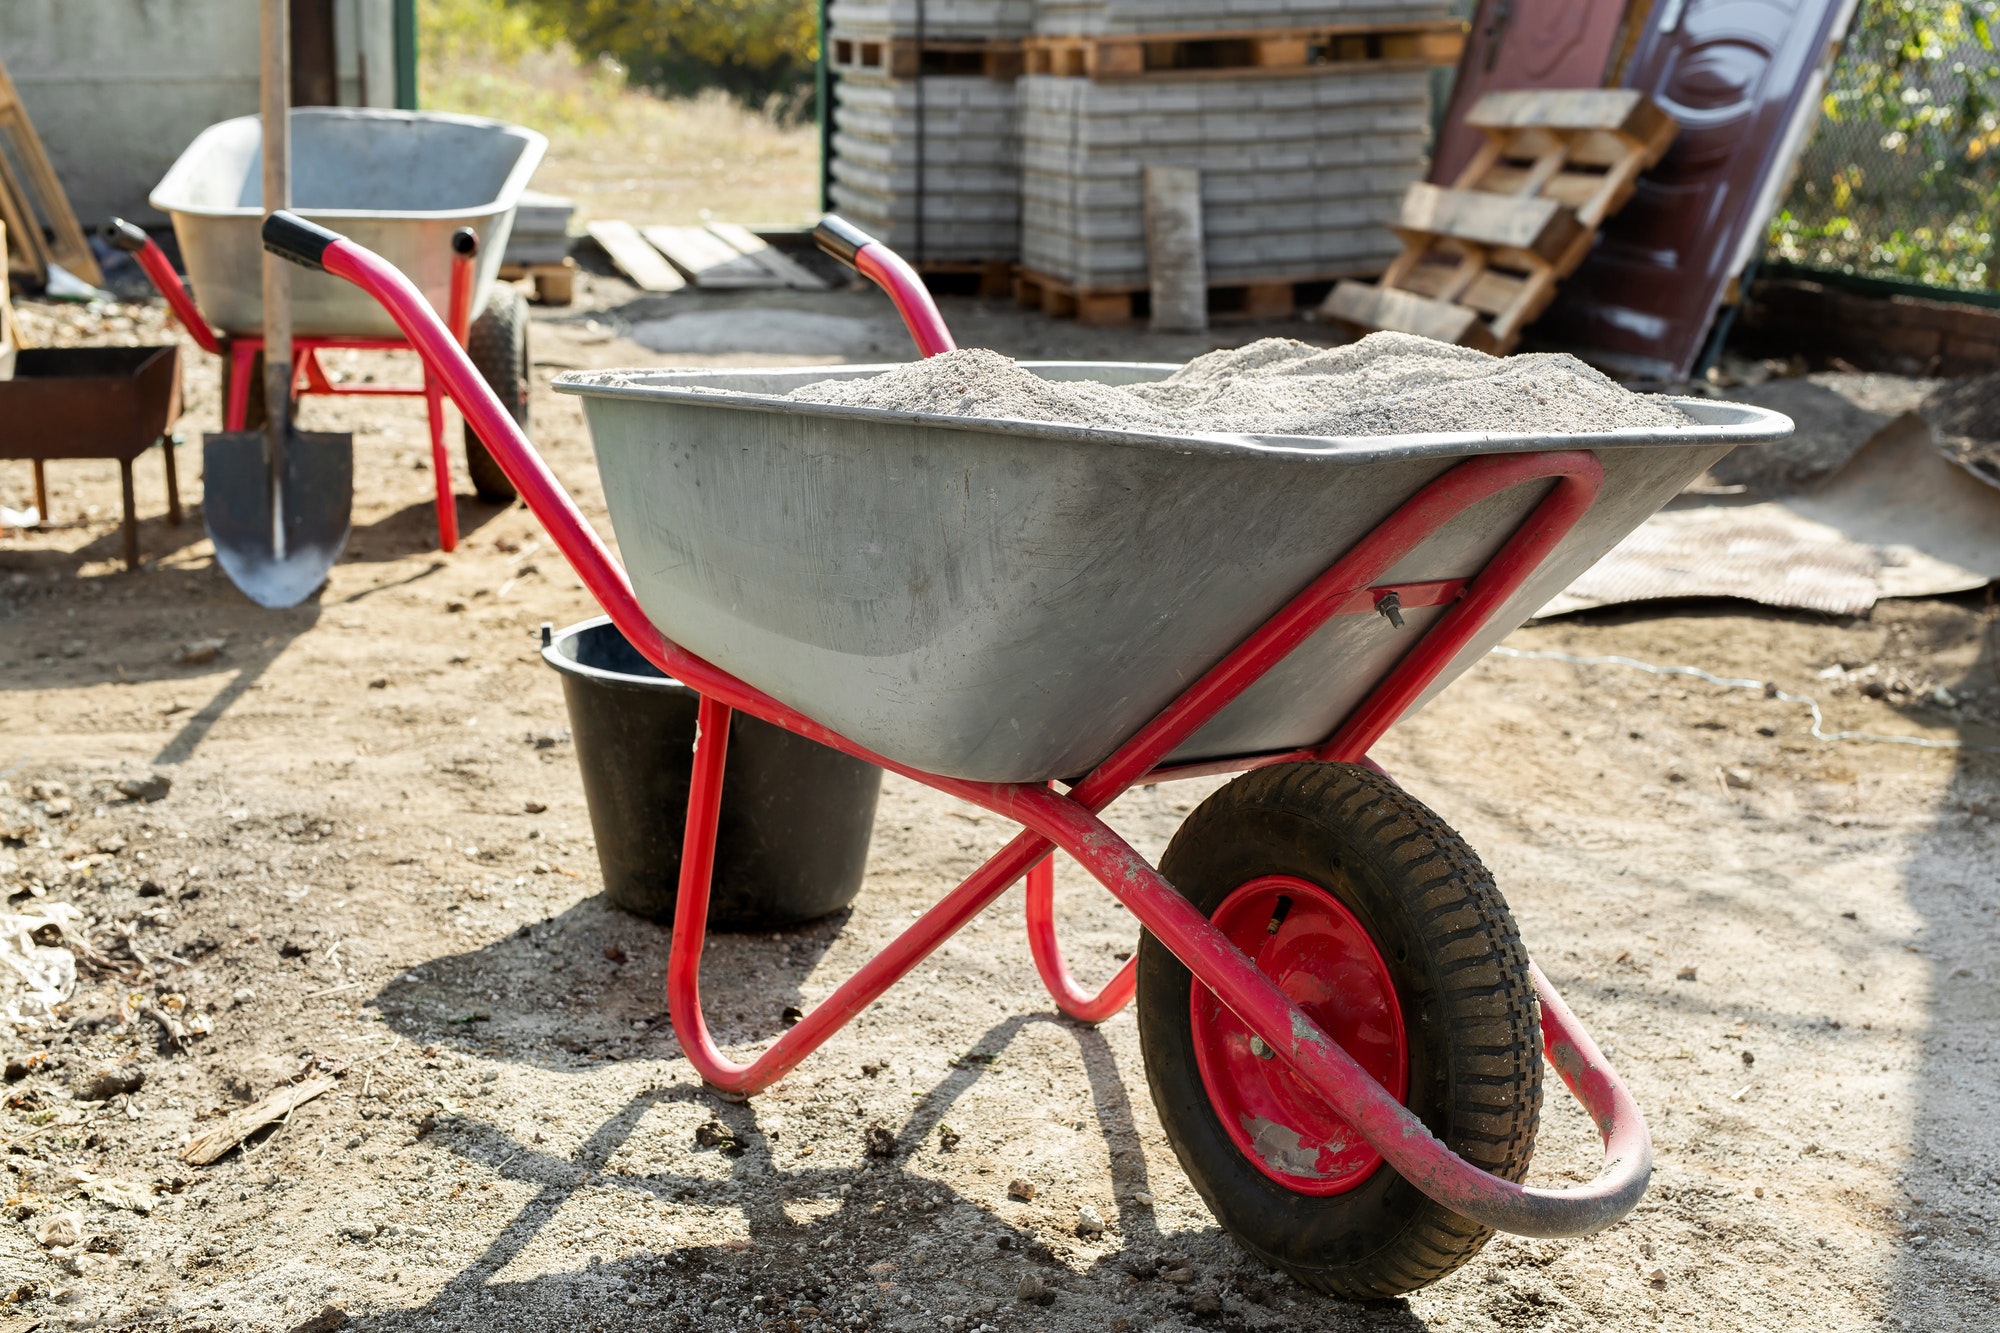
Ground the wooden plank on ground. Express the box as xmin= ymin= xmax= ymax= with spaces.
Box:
xmin=586 ymin=220 xmax=686 ymax=292
xmin=1396 ymin=183 xmax=1580 ymax=260
xmin=641 ymin=225 xmax=784 ymax=289
xmin=704 ymin=223 xmax=829 ymax=291
xmin=1323 ymin=280 xmax=1493 ymax=351
xmin=181 ymin=1073 xmax=337 ymax=1166
xmin=1142 ymin=166 xmax=1207 ymax=333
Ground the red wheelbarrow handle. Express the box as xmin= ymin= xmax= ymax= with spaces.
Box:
xmin=105 ymin=218 xmax=223 ymax=355
xmin=258 ymin=209 xmax=1652 ymax=1240
xmin=812 ymin=215 xmax=956 ymax=357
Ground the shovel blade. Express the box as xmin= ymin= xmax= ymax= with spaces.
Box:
xmin=203 ymin=429 xmax=353 ymax=608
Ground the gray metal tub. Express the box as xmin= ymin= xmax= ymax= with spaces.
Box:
xmin=150 ymin=108 xmax=546 ymax=338
xmin=556 ymin=364 xmax=1791 ymax=784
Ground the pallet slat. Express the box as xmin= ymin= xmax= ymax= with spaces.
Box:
xmin=1467 ymin=89 xmax=1675 ymax=152
xmin=586 ymin=221 xmax=686 ymax=293
xmin=641 ymin=225 xmax=786 ymax=289
xmin=704 ymin=223 xmax=830 ymax=291
xmin=1326 ymin=281 xmax=1493 ymax=350
xmin=1396 ymin=184 xmax=1580 ymax=260
xmin=1014 ymin=267 xmax=1307 ymax=325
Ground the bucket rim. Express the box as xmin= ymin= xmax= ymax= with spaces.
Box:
xmin=541 ymin=615 xmax=690 ymax=693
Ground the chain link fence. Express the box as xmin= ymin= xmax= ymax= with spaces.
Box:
xmin=1768 ymin=1 xmax=1999 ymax=295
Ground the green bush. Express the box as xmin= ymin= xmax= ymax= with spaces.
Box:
xmin=1772 ymin=1 xmax=2000 ymax=291
xmin=513 ymin=0 xmax=819 ymax=110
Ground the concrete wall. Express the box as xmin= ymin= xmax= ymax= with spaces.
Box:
xmin=0 ymin=0 xmax=395 ymax=227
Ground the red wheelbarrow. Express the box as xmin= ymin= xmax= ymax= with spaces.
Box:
xmin=104 ymin=218 xmax=520 ymax=554
xmin=258 ymin=209 xmax=1790 ymax=1296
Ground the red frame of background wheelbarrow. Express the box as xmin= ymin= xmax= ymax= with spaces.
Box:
xmin=123 ymin=229 xmax=480 ymax=552
xmin=305 ymin=223 xmax=1651 ymax=1239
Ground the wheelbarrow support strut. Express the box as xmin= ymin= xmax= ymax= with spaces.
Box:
xmin=105 ymin=216 xmax=480 ymax=552
xmin=264 ymin=209 xmax=1652 ymax=1241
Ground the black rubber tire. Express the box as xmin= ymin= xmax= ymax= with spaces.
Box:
xmin=1138 ymin=761 xmax=1541 ymax=1299
xmin=463 ymin=284 xmax=529 ymax=503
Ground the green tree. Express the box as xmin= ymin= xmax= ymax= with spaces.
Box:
xmin=1772 ymin=1 xmax=2000 ymax=290
xmin=514 ymin=0 xmax=818 ymax=109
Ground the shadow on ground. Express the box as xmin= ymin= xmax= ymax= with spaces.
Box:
xmin=1891 ymin=602 xmax=2000 ymax=1329
xmin=351 ymin=1011 xmax=1387 ymax=1332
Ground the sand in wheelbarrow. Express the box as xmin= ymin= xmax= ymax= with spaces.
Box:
xmin=785 ymin=332 xmax=1693 ymax=436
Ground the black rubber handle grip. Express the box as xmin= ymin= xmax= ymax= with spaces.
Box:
xmin=103 ymin=218 xmax=150 ymax=253
xmin=451 ymin=226 xmax=479 ymax=258
xmin=261 ymin=210 xmax=344 ymax=272
xmin=813 ymin=214 xmax=877 ymax=269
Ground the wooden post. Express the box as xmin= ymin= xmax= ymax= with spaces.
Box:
xmin=31 ymin=458 xmax=46 ymax=522
xmin=1144 ymin=166 xmax=1207 ymax=333
xmin=262 ymin=0 xmax=294 ymax=525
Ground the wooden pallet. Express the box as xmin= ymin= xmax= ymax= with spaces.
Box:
xmin=1324 ymin=89 xmax=1676 ymax=353
xmin=917 ymin=260 xmax=1016 ymax=300
xmin=499 ymin=258 xmax=576 ymax=306
xmin=1023 ymin=20 xmax=1463 ymax=79
xmin=830 ymin=35 xmax=1024 ymax=80
xmin=0 ymin=55 xmax=101 ymax=289
xmin=1013 ymin=267 xmax=1317 ymax=325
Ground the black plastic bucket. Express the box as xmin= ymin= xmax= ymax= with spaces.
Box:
xmin=542 ymin=617 xmax=882 ymax=928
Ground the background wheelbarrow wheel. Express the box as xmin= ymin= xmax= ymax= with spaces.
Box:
xmin=1138 ymin=761 xmax=1542 ymax=1298
xmin=463 ymin=284 xmax=529 ymax=503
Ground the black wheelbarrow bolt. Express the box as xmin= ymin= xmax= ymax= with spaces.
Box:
xmin=1376 ymin=590 xmax=1406 ymax=628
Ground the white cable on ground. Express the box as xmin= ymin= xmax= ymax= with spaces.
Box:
xmin=1487 ymin=646 xmax=2000 ymax=755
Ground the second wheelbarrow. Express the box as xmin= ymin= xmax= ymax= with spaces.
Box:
xmin=258 ymin=208 xmax=1792 ymax=1297
xmin=109 ymin=108 xmax=547 ymax=559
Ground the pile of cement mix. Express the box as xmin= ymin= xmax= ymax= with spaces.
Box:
xmin=784 ymin=332 xmax=1690 ymax=437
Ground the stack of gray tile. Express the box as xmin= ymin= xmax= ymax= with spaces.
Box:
xmin=827 ymin=0 xmax=1028 ymax=263
xmin=502 ymin=190 xmax=575 ymax=267
xmin=1021 ymin=0 xmax=1454 ymax=293
xmin=830 ymin=76 xmax=1021 ymax=263
xmin=1020 ymin=68 xmax=1433 ymax=290
xmin=829 ymin=0 xmax=1031 ymax=38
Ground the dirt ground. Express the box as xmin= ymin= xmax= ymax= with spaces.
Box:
xmin=1 ymin=272 xmax=1997 ymax=1333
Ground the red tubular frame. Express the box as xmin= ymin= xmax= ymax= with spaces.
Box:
xmin=854 ymin=242 xmax=956 ymax=356
xmin=127 ymin=230 xmax=476 ymax=551
xmin=311 ymin=224 xmax=1652 ymax=1240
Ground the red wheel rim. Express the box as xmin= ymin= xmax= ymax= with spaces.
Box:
xmin=1189 ymin=875 xmax=1408 ymax=1195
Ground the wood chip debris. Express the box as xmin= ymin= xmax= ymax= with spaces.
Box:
xmin=181 ymin=1073 xmax=337 ymax=1166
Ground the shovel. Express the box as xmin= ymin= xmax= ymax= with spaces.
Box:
xmin=203 ymin=0 xmax=352 ymax=608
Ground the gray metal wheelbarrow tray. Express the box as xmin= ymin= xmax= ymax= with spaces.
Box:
xmin=150 ymin=108 xmax=546 ymax=338
xmin=557 ymin=363 xmax=1790 ymax=785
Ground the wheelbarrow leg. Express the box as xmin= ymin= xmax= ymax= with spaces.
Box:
xmin=426 ymin=373 xmax=457 ymax=552
xmin=118 ymin=457 xmax=138 ymax=571
xmin=31 ymin=459 xmax=47 ymax=523
xmin=666 ymin=693 xmax=733 ymax=1090
xmin=1026 ymin=854 xmax=1136 ymax=1023
xmin=225 ymin=340 xmax=257 ymax=431
xmin=162 ymin=435 xmax=182 ymax=525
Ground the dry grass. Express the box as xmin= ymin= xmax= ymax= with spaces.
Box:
xmin=419 ymin=0 xmax=820 ymax=226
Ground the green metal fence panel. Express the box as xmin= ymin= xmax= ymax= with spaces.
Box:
xmin=1768 ymin=0 xmax=1999 ymax=296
